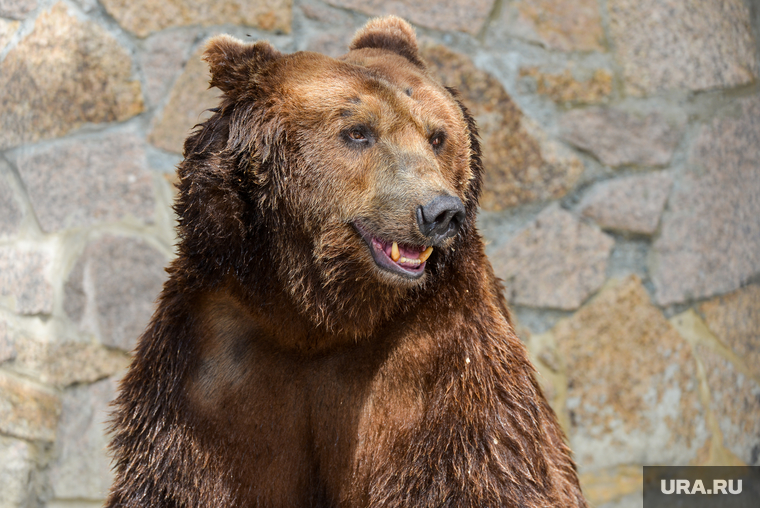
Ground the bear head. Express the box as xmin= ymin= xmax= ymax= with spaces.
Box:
xmin=175 ymin=17 xmax=483 ymax=340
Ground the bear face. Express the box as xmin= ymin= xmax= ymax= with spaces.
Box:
xmin=187 ymin=24 xmax=482 ymax=339
xmin=246 ymin=49 xmax=474 ymax=278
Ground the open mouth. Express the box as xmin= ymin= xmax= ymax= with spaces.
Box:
xmin=353 ymin=222 xmax=433 ymax=279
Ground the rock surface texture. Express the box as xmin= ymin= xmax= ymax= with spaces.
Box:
xmin=652 ymin=96 xmax=760 ymax=305
xmin=578 ymin=172 xmax=672 ymax=235
xmin=324 ymin=0 xmax=495 ymax=35
xmin=491 ymin=206 xmax=614 ymax=310
xmin=559 ymin=108 xmax=681 ymax=167
xmin=15 ymin=133 xmax=155 ymax=233
xmin=100 ymin=0 xmax=292 ymax=37
xmin=0 ymin=3 xmax=143 ymax=149
xmin=554 ymin=277 xmax=708 ymax=469
xmin=498 ymin=0 xmax=606 ymax=52
xmin=608 ymin=0 xmax=758 ymax=95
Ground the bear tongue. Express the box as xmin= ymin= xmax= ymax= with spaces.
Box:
xmin=382 ymin=241 xmax=424 ymax=261
xmin=398 ymin=243 xmax=423 ymax=259
xmin=389 ymin=241 xmax=433 ymax=268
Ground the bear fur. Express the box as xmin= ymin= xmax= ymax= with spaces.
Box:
xmin=106 ymin=16 xmax=587 ymax=508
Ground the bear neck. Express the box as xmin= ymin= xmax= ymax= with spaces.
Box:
xmin=174 ymin=214 xmax=482 ymax=353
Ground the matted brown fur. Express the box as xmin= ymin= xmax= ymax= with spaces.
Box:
xmin=106 ymin=16 xmax=587 ymax=508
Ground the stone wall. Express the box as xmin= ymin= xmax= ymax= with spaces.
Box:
xmin=0 ymin=0 xmax=758 ymax=506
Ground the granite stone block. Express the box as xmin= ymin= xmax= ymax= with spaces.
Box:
xmin=578 ymin=172 xmax=673 ymax=235
xmin=49 ymin=377 xmax=117 ymax=500
xmin=559 ymin=108 xmax=681 ymax=167
xmin=65 ymin=235 xmax=168 ymax=351
xmin=16 ymin=133 xmax=155 ymax=232
xmin=491 ymin=205 xmax=614 ymax=310
xmin=0 ymin=163 xmax=24 ymax=239
xmin=0 ymin=2 xmax=143 ymax=149
xmin=0 ymin=371 xmax=61 ymax=442
xmin=0 ymin=247 xmax=54 ymax=315
xmin=325 ymin=0 xmax=494 ymax=35
xmin=609 ymin=0 xmax=758 ymax=95
xmin=498 ymin=0 xmax=605 ymax=52
xmin=100 ymin=0 xmax=292 ymax=37
xmin=148 ymin=46 xmax=220 ymax=155
xmin=555 ymin=276 xmax=708 ymax=469
xmin=652 ymin=97 xmax=760 ymax=305
xmin=698 ymin=285 xmax=760 ymax=380
xmin=696 ymin=345 xmax=760 ymax=466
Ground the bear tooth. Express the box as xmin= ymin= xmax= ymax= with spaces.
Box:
xmin=419 ymin=246 xmax=434 ymax=262
xmin=399 ymin=257 xmax=421 ymax=266
xmin=391 ymin=242 xmax=400 ymax=262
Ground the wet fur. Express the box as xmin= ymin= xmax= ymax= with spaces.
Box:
xmin=107 ymin=16 xmax=587 ymax=508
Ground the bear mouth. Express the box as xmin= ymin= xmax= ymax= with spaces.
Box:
xmin=353 ymin=222 xmax=433 ymax=280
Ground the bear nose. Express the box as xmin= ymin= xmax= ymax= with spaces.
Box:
xmin=416 ymin=195 xmax=466 ymax=242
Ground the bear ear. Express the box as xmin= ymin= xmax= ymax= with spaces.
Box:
xmin=349 ymin=16 xmax=425 ymax=68
xmin=203 ymin=35 xmax=281 ymax=95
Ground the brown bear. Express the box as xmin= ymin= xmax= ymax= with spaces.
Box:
xmin=106 ymin=16 xmax=587 ymax=508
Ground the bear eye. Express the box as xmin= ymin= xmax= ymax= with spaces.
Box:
xmin=342 ymin=126 xmax=374 ymax=147
xmin=430 ymin=132 xmax=446 ymax=152
xmin=348 ymin=129 xmax=366 ymax=141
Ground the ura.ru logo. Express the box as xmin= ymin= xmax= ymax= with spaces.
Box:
xmin=661 ymin=479 xmax=742 ymax=495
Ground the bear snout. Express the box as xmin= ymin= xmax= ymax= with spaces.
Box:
xmin=416 ymin=194 xmax=465 ymax=243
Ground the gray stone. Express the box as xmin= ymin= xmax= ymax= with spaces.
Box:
xmin=12 ymin=337 xmax=130 ymax=387
xmin=0 ymin=18 xmax=19 ymax=50
xmin=698 ymin=285 xmax=760 ymax=380
xmin=605 ymin=239 xmax=650 ymax=281
xmin=0 ymin=3 xmax=144 ymax=149
xmin=496 ymin=0 xmax=605 ymax=52
xmin=100 ymin=0 xmax=292 ymax=38
xmin=301 ymin=3 xmax=351 ymax=24
xmin=696 ymin=344 xmax=760 ymax=466
xmin=0 ymin=435 xmax=35 ymax=508
xmin=490 ymin=205 xmax=614 ymax=310
xmin=63 ymin=256 xmax=86 ymax=325
xmin=0 ymin=0 xmax=37 ymax=19
xmin=559 ymin=108 xmax=681 ymax=167
xmin=0 ymin=320 xmax=15 ymax=363
xmin=49 ymin=377 xmax=117 ymax=500
xmin=306 ymin=32 xmax=354 ymax=59
xmin=578 ymin=172 xmax=673 ymax=235
xmin=16 ymin=133 xmax=155 ymax=233
xmin=555 ymin=276 xmax=708 ymax=469
xmin=518 ymin=67 xmax=613 ymax=105
xmin=0 ymin=246 xmax=54 ymax=315
xmin=148 ymin=46 xmax=219 ymax=154
xmin=491 ymin=206 xmax=614 ymax=310
xmin=578 ymin=466 xmax=643 ymax=508
xmin=598 ymin=492 xmax=643 ymax=508
xmin=0 ymin=370 xmax=60 ymax=441
xmin=70 ymin=0 xmax=99 ymax=13
xmin=652 ymin=96 xmax=760 ymax=305
xmin=325 ymin=0 xmax=495 ymax=35
xmin=0 ymin=163 xmax=24 ymax=239
xmin=139 ymin=30 xmax=196 ymax=106
xmin=65 ymin=235 xmax=168 ymax=351
xmin=608 ymin=0 xmax=758 ymax=95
